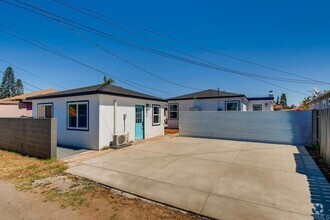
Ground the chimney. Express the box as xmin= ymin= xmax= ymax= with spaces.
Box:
xmin=269 ymin=90 xmax=274 ymax=98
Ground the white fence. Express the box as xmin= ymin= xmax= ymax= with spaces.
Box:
xmin=180 ymin=111 xmax=312 ymax=146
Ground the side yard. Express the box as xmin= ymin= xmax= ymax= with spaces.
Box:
xmin=0 ymin=150 xmax=197 ymax=220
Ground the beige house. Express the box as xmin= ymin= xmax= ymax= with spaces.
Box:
xmin=0 ymin=89 xmax=57 ymax=117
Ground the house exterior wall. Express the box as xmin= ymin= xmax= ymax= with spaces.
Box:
xmin=309 ymin=93 xmax=330 ymax=110
xmin=168 ymin=97 xmax=247 ymax=129
xmin=32 ymin=95 xmax=100 ymax=150
xmin=247 ymin=100 xmax=274 ymax=111
xmin=0 ymin=102 xmax=32 ymax=117
xmin=99 ymin=94 xmax=165 ymax=148
xmin=32 ymin=94 xmax=165 ymax=150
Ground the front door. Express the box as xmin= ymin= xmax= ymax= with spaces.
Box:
xmin=135 ymin=105 xmax=144 ymax=140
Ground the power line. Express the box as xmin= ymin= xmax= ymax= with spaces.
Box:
xmin=29 ymin=1 xmax=202 ymax=91
xmin=0 ymin=24 xmax=176 ymax=97
xmin=51 ymin=0 xmax=323 ymax=94
xmin=0 ymin=57 xmax=66 ymax=89
xmin=0 ymin=0 xmax=312 ymax=97
xmin=56 ymin=0 xmax=329 ymax=85
xmin=6 ymin=0 xmax=326 ymax=87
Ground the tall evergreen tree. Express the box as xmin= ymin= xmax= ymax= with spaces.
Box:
xmin=280 ymin=93 xmax=288 ymax=108
xmin=275 ymin=96 xmax=280 ymax=105
xmin=0 ymin=67 xmax=24 ymax=98
xmin=15 ymin=79 xmax=24 ymax=96
xmin=0 ymin=67 xmax=16 ymax=98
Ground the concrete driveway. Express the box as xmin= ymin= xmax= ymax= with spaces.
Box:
xmin=67 ymin=136 xmax=330 ymax=220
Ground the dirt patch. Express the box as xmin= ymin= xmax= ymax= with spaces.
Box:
xmin=0 ymin=150 xmax=200 ymax=219
xmin=165 ymin=128 xmax=179 ymax=134
xmin=306 ymin=146 xmax=330 ymax=183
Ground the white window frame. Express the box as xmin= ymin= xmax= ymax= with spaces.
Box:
xmin=252 ymin=104 xmax=263 ymax=111
xmin=37 ymin=103 xmax=53 ymax=118
xmin=67 ymin=101 xmax=89 ymax=131
xmin=225 ymin=101 xmax=239 ymax=111
xmin=152 ymin=105 xmax=161 ymax=126
xmin=169 ymin=103 xmax=179 ymax=120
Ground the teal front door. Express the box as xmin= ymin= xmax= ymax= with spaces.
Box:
xmin=135 ymin=105 xmax=144 ymax=140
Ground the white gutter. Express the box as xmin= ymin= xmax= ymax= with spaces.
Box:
xmin=113 ymin=100 xmax=117 ymax=134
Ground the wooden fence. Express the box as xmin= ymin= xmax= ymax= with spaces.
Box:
xmin=313 ymin=109 xmax=330 ymax=165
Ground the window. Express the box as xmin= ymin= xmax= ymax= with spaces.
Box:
xmin=67 ymin=101 xmax=88 ymax=130
xmin=169 ymin=103 xmax=178 ymax=119
xmin=253 ymin=104 xmax=263 ymax=111
xmin=37 ymin=103 xmax=53 ymax=118
xmin=152 ymin=105 xmax=160 ymax=126
xmin=226 ymin=101 xmax=239 ymax=111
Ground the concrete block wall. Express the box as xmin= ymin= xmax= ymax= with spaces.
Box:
xmin=0 ymin=118 xmax=57 ymax=159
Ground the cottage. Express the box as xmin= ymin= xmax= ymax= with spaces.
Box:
xmin=167 ymin=89 xmax=274 ymax=129
xmin=28 ymin=84 xmax=167 ymax=150
xmin=0 ymin=89 xmax=57 ymax=118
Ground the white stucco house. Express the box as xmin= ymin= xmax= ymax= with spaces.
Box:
xmin=28 ymin=84 xmax=166 ymax=150
xmin=167 ymin=89 xmax=274 ymax=129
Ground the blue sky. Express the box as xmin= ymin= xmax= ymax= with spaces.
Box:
xmin=0 ymin=0 xmax=329 ymax=105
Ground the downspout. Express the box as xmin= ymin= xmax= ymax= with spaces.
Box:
xmin=113 ymin=100 xmax=117 ymax=134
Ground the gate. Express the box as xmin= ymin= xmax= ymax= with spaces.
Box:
xmin=180 ymin=111 xmax=312 ymax=146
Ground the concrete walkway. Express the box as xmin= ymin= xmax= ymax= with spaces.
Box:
xmin=67 ymin=136 xmax=330 ymax=220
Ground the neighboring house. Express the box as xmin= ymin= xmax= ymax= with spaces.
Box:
xmin=167 ymin=89 xmax=274 ymax=129
xmin=27 ymin=84 xmax=166 ymax=150
xmin=0 ymin=89 xmax=57 ymax=117
xmin=309 ymin=90 xmax=330 ymax=110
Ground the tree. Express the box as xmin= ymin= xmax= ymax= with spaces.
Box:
xmin=0 ymin=67 xmax=24 ymax=98
xmin=103 ymin=76 xmax=115 ymax=85
xmin=300 ymin=96 xmax=311 ymax=110
xmin=280 ymin=93 xmax=288 ymax=109
xmin=15 ymin=79 xmax=24 ymax=96
xmin=275 ymin=96 xmax=280 ymax=105
xmin=0 ymin=67 xmax=16 ymax=98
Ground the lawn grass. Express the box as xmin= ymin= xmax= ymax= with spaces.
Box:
xmin=0 ymin=150 xmax=67 ymax=189
xmin=0 ymin=150 xmax=93 ymax=208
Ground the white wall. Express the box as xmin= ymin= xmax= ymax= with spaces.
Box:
xmin=168 ymin=97 xmax=246 ymax=129
xmin=99 ymin=94 xmax=165 ymax=148
xmin=247 ymin=100 xmax=274 ymax=111
xmin=32 ymin=95 xmax=100 ymax=150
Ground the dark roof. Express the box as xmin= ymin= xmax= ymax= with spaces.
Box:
xmin=247 ymin=97 xmax=274 ymax=101
xmin=168 ymin=89 xmax=245 ymax=101
xmin=27 ymin=84 xmax=166 ymax=102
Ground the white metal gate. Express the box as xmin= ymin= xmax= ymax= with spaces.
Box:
xmin=180 ymin=111 xmax=312 ymax=146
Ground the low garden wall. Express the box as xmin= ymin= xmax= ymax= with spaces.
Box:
xmin=0 ymin=118 xmax=57 ymax=159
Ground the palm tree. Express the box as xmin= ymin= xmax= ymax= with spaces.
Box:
xmin=103 ymin=76 xmax=115 ymax=85
xmin=300 ymin=96 xmax=311 ymax=110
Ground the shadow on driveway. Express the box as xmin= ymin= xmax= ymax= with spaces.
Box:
xmin=295 ymin=146 xmax=330 ymax=219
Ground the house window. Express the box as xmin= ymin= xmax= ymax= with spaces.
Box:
xmin=67 ymin=101 xmax=88 ymax=130
xmin=38 ymin=103 xmax=53 ymax=118
xmin=226 ymin=101 xmax=239 ymax=111
xmin=152 ymin=105 xmax=160 ymax=126
xmin=169 ymin=104 xmax=178 ymax=119
xmin=253 ymin=104 xmax=263 ymax=111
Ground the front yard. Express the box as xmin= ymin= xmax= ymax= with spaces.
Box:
xmin=0 ymin=150 xmax=196 ymax=219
